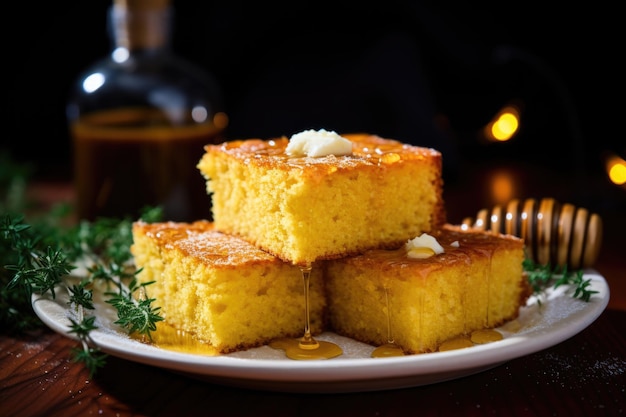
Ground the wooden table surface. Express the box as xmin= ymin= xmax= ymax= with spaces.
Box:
xmin=1 ymin=160 xmax=625 ymax=417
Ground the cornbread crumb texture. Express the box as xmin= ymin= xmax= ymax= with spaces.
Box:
xmin=132 ymin=221 xmax=529 ymax=356
xmin=131 ymin=221 xmax=327 ymax=354
xmin=197 ymin=134 xmax=446 ymax=265
xmin=326 ymin=225 xmax=530 ymax=353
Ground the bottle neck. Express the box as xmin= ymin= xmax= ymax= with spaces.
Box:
xmin=108 ymin=2 xmax=171 ymax=52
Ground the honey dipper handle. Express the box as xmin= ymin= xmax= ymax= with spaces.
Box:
xmin=462 ymin=198 xmax=602 ymax=269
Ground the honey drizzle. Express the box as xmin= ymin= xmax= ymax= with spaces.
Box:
xmin=371 ymin=287 xmax=405 ymax=358
xmin=438 ymin=329 xmax=503 ymax=352
xmin=299 ymin=265 xmax=318 ymax=350
xmin=269 ymin=265 xmax=343 ymax=360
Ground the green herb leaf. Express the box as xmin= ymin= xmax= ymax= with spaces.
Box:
xmin=523 ymin=258 xmax=597 ymax=303
xmin=106 ymin=278 xmax=163 ymax=340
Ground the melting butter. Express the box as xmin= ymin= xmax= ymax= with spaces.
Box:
xmin=286 ymin=129 xmax=353 ymax=157
xmin=406 ymin=233 xmax=444 ymax=259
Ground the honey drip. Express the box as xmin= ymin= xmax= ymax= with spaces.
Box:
xmin=372 ymin=287 xmax=405 ymax=358
xmin=139 ymin=321 xmax=220 ymax=355
xmin=269 ymin=265 xmax=343 ymax=360
xmin=438 ymin=329 xmax=503 ymax=352
xmin=470 ymin=329 xmax=504 ymax=344
xmin=438 ymin=336 xmax=474 ymax=351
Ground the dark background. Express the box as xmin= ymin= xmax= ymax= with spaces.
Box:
xmin=3 ymin=1 xmax=623 ymax=191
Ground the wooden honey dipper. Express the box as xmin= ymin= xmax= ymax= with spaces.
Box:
xmin=461 ymin=197 xmax=603 ymax=270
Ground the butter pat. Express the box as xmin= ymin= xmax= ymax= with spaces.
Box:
xmin=286 ymin=129 xmax=353 ymax=157
xmin=406 ymin=233 xmax=444 ymax=259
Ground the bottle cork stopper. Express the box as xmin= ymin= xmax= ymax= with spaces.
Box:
xmin=114 ymin=0 xmax=170 ymax=11
xmin=111 ymin=0 xmax=171 ymax=50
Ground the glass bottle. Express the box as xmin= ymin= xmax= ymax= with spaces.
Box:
xmin=67 ymin=0 xmax=227 ymax=222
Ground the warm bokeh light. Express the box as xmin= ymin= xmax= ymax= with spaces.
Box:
xmin=484 ymin=105 xmax=520 ymax=142
xmin=606 ymin=153 xmax=626 ymax=185
xmin=489 ymin=168 xmax=516 ymax=206
xmin=491 ymin=112 xmax=518 ymax=141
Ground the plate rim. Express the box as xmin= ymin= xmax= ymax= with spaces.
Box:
xmin=31 ymin=269 xmax=610 ymax=392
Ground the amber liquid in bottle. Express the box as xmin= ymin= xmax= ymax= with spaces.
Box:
xmin=71 ymin=108 xmax=226 ymax=221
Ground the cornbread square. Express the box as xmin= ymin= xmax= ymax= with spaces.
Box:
xmin=324 ymin=225 xmax=530 ymax=353
xmin=197 ymin=134 xmax=446 ymax=266
xmin=131 ymin=220 xmax=327 ymax=353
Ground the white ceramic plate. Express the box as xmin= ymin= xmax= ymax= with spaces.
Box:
xmin=32 ymin=270 xmax=609 ymax=393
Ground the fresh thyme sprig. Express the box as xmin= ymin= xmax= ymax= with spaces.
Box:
xmin=523 ymin=258 xmax=598 ymax=303
xmin=1 ymin=214 xmax=75 ymax=333
xmin=1 ymin=210 xmax=163 ymax=376
xmin=106 ymin=278 xmax=163 ymax=339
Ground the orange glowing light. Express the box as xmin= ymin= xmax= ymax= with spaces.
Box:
xmin=490 ymin=169 xmax=515 ymax=205
xmin=606 ymin=154 xmax=626 ymax=185
xmin=484 ymin=105 xmax=520 ymax=142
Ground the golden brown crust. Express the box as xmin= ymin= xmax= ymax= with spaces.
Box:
xmin=203 ymin=134 xmax=443 ymax=170
xmin=338 ymin=224 xmax=525 ymax=269
xmin=132 ymin=220 xmax=284 ymax=268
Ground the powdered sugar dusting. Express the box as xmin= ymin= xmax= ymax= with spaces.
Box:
xmin=537 ymin=350 xmax=625 ymax=387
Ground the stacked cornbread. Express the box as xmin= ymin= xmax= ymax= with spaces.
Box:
xmin=131 ymin=220 xmax=327 ymax=353
xmin=131 ymin=129 xmax=530 ymax=355
xmin=325 ymin=224 xmax=529 ymax=353
xmin=196 ymin=130 xmax=446 ymax=266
